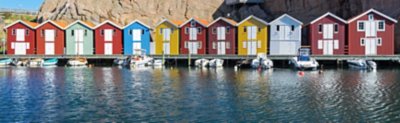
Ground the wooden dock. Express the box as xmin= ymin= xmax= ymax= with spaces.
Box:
xmin=0 ymin=55 xmax=399 ymax=61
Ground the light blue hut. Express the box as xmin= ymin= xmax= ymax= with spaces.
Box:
xmin=123 ymin=20 xmax=151 ymax=55
xmin=64 ymin=20 xmax=95 ymax=55
xmin=269 ymin=14 xmax=303 ymax=55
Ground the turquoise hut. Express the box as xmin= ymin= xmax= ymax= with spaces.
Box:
xmin=65 ymin=20 xmax=95 ymax=55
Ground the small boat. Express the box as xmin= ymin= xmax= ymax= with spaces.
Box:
xmin=347 ymin=59 xmax=377 ymax=70
xmin=126 ymin=55 xmax=153 ymax=68
xmin=28 ymin=58 xmax=44 ymax=67
xmin=68 ymin=57 xmax=88 ymax=66
xmin=209 ymin=59 xmax=224 ymax=68
xmin=289 ymin=48 xmax=319 ymax=70
xmin=43 ymin=58 xmax=58 ymax=66
xmin=195 ymin=59 xmax=209 ymax=68
xmin=113 ymin=58 xmax=125 ymax=65
xmin=12 ymin=58 xmax=29 ymax=66
xmin=0 ymin=58 xmax=12 ymax=66
xmin=148 ymin=59 xmax=164 ymax=67
xmin=251 ymin=53 xmax=273 ymax=69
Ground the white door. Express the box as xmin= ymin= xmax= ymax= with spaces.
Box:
xmin=247 ymin=26 xmax=257 ymax=40
xmin=75 ymin=30 xmax=84 ymax=55
xmin=104 ymin=43 xmax=113 ymax=55
xmin=365 ymin=38 xmax=377 ymax=55
xmin=15 ymin=43 xmax=27 ymax=55
xmin=133 ymin=42 xmax=142 ymax=55
xmin=104 ymin=29 xmax=113 ymax=41
xmin=188 ymin=42 xmax=198 ymax=54
xmin=189 ymin=28 xmax=198 ymax=40
xmin=247 ymin=41 xmax=257 ymax=55
xmin=217 ymin=42 xmax=226 ymax=55
xmin=217 ymin=27 xmax=226 ymax=40
xmin=16 ymin=29 xmax=25 ymax=41
xmin=132 ymin=29 xmax=142 ymax=41
xmin=323 ymin=40 xmax=334 ymax=55
xmin=163 ymin=42 xmax=170 ymax=54
xmin=284 ymin=25 xmax=292 ymax=40
xmin=366 ymin=21 xmax=377 ymax=37
xmin=163 ymin=29 xmax=171 ymax=41
xmin=45 ymin=43 xmax=55 ymax=55
xmin=323 ymin=24 xmax=334 ymax=39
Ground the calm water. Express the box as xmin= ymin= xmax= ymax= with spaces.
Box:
xmin=0 ymin=67 xmax=400 ymax=122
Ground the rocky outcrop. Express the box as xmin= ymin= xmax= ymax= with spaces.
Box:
xmin=37 ymin=0 xmax=400 ymax=52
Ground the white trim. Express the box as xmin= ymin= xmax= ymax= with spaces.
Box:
xmin=360 ymin=38 xmax=365 ymax=46
xmin=207 ymin=17 xmax=237 ymax=27
xmin=93 ymin=20 xmax=123 ymax=29
xmin=179 ymin=18 xmax=208 ymax=28
xmin=65 ymin=20 xmax=94 ymax=29
xmin=236 ymin=15 xmax=269 ymax=26
xmin=348 ymin=9 xmax=398 ymax=23
xmin=155 ymin=19 xmax=180 ymax=28
xmin=4 ymin=20 xmax=37 ymax=29
xmin=123 ymin=20 xmax=151 ymax=29
xmin=377 ymin=20 xmax=385 ymax=31
xmin=270 ymin=14 xmax=303 ymax=25
xmin=357 ymin=21 xmax=365 ymax=32
xmin=310 ymin=12 xmax=347 ymax=24
xmin=377 ymin=38 xmax=382 ymax=46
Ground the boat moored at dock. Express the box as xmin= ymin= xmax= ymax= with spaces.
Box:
xmin=289 ymin=48 xmax=319 ymax=70
xmin=251 ymin=53 xmax=273 ymax=69
xmin=347 ymin=59 xmax=377 ymax=70
xmin=67 ymin=57 xmax=88 ymax=66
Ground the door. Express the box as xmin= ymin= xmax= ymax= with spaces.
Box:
xmin=104 ymin=29 xmax=113 ymax=41
xmin=247 ymin=26 xmax=257 ymax=40
xmin=217 ymin=27 xmax=226 ymax=40
xmin=247 ymin=41 xmax=257 ymax=55
xmin=104 ymin=43 xmax=113 ymax=55
xmin=45 ymin=30 xmax=55 ymax=55
xmin=323 ymin=40 xmax=334 ymax=55
xmin=163 ymin=42 xmax=170 ymax=54
xmin=365 ymin=21 xmax=377 ymax=37
xmin=217 ymin=41 xmax=226 ymax=55
xmin=15 ymin=43 xmax=27 ymax=55
xmin=132 ymin=42 xmax=142 ymax=55
xmin=323 ymin=24 xmax=334 ymax=39
xmin=75 ymin=30 xmax=84 ymax=55
xmin=365 ymin=38 xmax=377 ymax=55
xmin=188 ymin=42 xmax=198 ymax=54
xmin=189 ymin=28 xmax=198 ymax=40
xmin=16 ymin=29 xmax=25 ymax=41
xmin=45 ymin=43 xmax=55 ymax=55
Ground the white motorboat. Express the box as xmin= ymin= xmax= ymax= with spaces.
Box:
xmin=148 ymin=59 xmax=164 ymax=67
xmin=43 ymin=58 xmax=58 ymax=66
xmin=67 ymin=57 xmax=88 ymax=66
xmin=113 ymin=58 xmax=125 ymax=65
xmin=251 ymin=53 xmax=273 ymax=69
xmin=347 ymin=59 xmax=377 ymax=70
xmin=28 ymin=58 xmax=44 ymax=67
xmin=209 ymin=59 xmax=224 ymax=68
xmin=126 ymin=55 xmax=153 ymax=68
xmin=0 ymin=58 xmax=12 ymax=66
xmin=289 ymin=48 xmax=319 ymax=70
xmin=195 ymin=59 xmax=209 ymax=68
xmin=12 ymin=58 xmax=29 ymax=66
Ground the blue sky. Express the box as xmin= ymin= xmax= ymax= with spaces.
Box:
xmin=0 ymin=0 xmax=44 ymax=11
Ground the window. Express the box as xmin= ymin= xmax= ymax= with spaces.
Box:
xmin=142 ymin=30 xmax=145 ymax=34
xmin=160 ymin=28 xmax=163 ymax=34
xmin=368 ymin=14 xmax=374 ymax=20
xmin=184 ymin=41 xmax=188 ymax=48
xmin=101 ymin=30 xmax=104 ymax=36
xmin=212 ymin=42 xmax=216 ymax=49
xmin=226 ymin=26 xmax=230 ymax=34
xmin=197 ymin=27 xmax=201 ymax=34
xmin=71 ymin=30 xmax=74 ymax=36
xmin=41 ymin=30 xmax=44 ymax=37
xmin=377 ymin=38 xmax=382 ymax=46
xmin=198 ymin=42 xmax=202 ymax=49
xmin=185 ymin=27 xmax=189 ymax=34
xmin=26 ymin=29 xmax=29 ymax=36
xmin=226 ymin=42 xmax=230 ymax=49
xmin=360 ymin=38 xmax=365 ymax=46
xmin=334 ymin=24 xmax=339 ymax=33
xmin=378 ymin=21 xmax=385 ymax=31
xmin=129 ymin=30 xmax=132 ymax=35
xmin=318 ymin=24 xmax=322 ymax=33
xmin=212 ymin=28 xmax=217 ymax=34
xmin=258 ymin=27 xmax=261 ymax=32
xmin=276 ymin=25 xmax=280 ymax=31
xmin=113 ymin=29 xmax=116 ymax=35
xmin=244 ymin=27 xmax=247 ymax=32
xmin=358 ymin=21 xmax=365 ymax=31
xmin=171 ymin=28 xmax=174 ymax=33
xmin=291 ymin=25 xmax=295 ymax=31
xmin=84 ymin=30 xmax=87 ymax=36
xmin=190 ymin=21 xmax=196 ymax=27
xmin=12 ymin=29 xmax=15 ymax=35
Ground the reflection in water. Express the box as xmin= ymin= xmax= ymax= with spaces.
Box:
xmin=0 ymin=68 xmax=399 ymax=122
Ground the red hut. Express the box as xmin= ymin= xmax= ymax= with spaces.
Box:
xmin=207 ymin=17 xmax=237 ymax=55
xmin=347 ymin=9 xmax=397 ymax=55
xmin=4 ymin=20 xmax=38 ymax=55
xmin=179 ymin=18 xmax=208 ymax=55
xmin=309 ymin=12 xmax=347 ymax=55
xmin=94 ymin=20 xmax=123 ymax=55
xmin=35 ymin=20 xmax=67 ymax=55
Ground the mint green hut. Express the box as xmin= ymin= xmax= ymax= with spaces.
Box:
xmin=65 ymin=20 xmax=95 ymax=55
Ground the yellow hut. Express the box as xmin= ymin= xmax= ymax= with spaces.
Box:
xmin=236 ymin=15 xmax=269 ymax=55
xmin=154 ymin=19 xmax=182 ymax=55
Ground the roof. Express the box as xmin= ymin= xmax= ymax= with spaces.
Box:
xmin=124 ymin=20 xmax=151 ymax=29
xmin=4 ymin=20 xmax=39 ymax=29
xmin=171 ymin=20 xmax=184 ymax=26
xmin=155 ymin=19 xmax=180 ymax=28
xmin=34 ymin=20 xmax=68 ymax=30
xmin=207 ymin=17 xmax=237 ymax=27
xmin=348 ymin=9 xmax=398 ymax=23
xmin=270 ymin=14 xmax=303 ymax=25
xmin=65 ymin=20 xmax=96 ymax=29
xmin=236 ymin=15 xmax=269 ymax=26
xmin=310 ymin=12 xmax=348 ymax=24
xmin=180 ymin=18 xmax=209 ymax=27
xmin=93 ymin=20 xmax=123 ymax=29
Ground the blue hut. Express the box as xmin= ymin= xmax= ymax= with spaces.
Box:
xmin=123 ymin=20 xmax=151 ymax=55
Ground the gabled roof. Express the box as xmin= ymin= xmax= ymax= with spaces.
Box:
xmin=270 ymin=14 xmax=303 ymax=25
xmin=4 ymin=20 xmax=39 ymax=29
xmin=124 ymin=20 xmax=151 ymax=29
xmin=207 ymin=17 xmax=237 ymax=27
xmin=310 ymin=12 xmax=347 ymax=24
xmin=155 ymin=19 xmax=180 ymax=28
xmin=64 ymin=20 xmax=96 ymax=29
xmin=179 ymin=18 xmax=209 ymax=27
xmin=236 ymin=15 xmax=269 ymax=26
xmin=34 ymin=20 xmax=68 ymax=30
xmin=348 ymin=9 xmax=398 ymax=23
xmin=93 ymin=20 xmax=123 ymax=29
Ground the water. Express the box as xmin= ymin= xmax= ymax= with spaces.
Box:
xmin=0 ymin=67 xmax=400 ymax=122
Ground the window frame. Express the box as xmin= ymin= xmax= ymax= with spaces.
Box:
xmin=334 ymin=24 xmax=339 ymax=33
xmin=357 ymin=21 xmax=365 ymax=32
xmin=360 ymin=38 xmax=365 ymax=46
xmin=377 ymin=20 xmax=385 ymax=31
xmin=377 ymin=38 xmax=382 ymax=46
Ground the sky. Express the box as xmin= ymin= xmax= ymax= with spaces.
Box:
xmin=0 ymin=0 xmax=44 ymax=11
